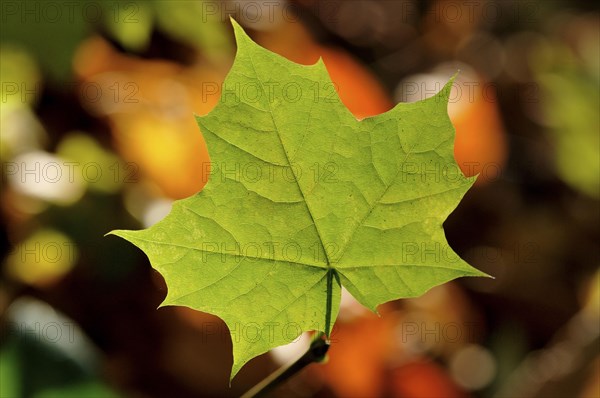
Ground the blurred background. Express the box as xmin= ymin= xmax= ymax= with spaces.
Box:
xmin=1 ymin=0 xmax=598 ymax=397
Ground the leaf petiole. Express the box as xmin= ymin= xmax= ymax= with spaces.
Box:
xmin=241 ymin=332 xmax=329 ymax=398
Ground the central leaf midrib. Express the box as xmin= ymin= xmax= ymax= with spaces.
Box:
xmin=245 ymin=51 xmax=332 ymax=268
xmin=244 ymin=48 xmax=337 ymax=336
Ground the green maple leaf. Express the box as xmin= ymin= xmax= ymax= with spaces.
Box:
xmin=109 ymin=19 xmax=488 ymax=380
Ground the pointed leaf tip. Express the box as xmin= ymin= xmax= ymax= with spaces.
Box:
xmin=439 ymin=73 xmax=459 ymax=100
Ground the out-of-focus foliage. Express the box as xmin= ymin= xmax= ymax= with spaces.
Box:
xmin=5 ymin=229 xmax=77 ymax=287
xmin=0 ymin=1 xmax=89 ymax=82
xmin=0 ymin=0 xmax=230 ymax=81
xmin=534 ymin=14 xmax=599 ymax=198
xmin=1 ymin=298 xmax=120 ymax=398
